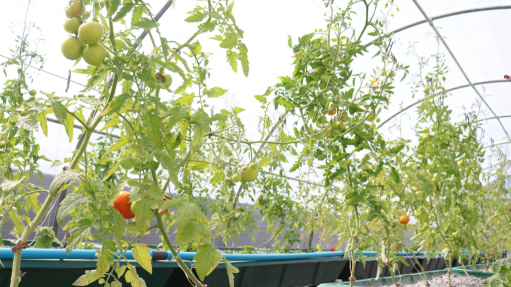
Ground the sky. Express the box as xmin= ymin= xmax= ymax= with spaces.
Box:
xmin=2 ymin=0 xmax=511 ymax=199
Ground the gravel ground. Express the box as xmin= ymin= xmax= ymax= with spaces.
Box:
xmin=384 ymin=274 xmax=484 ymax=287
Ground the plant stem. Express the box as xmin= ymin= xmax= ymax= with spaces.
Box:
xmin=156 ymin=212 xmax=204 ymax=287
xmin=9 ymin=74 xmax=118 ymax=287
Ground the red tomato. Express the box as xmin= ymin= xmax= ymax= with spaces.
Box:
xmin=142 ymin=243 xmax=148 ymax=247
xmin=330 ymin=247 xmax=336 ymax=251
xmin=113 ymin=191 xmax=135 ymax=219
xmin=400 ymin=215 xmax=410 ymax=225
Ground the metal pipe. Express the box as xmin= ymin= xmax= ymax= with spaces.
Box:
xmin=377 ymin=79 xmax=510 ymax=129
xmin=364 ymin=4 xmax=511 ymax=48
xmin=410 ymin=0 xmax=510 ymax=140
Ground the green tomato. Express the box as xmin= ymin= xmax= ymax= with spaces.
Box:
xmin=61 ymin=37 xmax=84 ymax=60
xmin=29 ymin=90 xmax=37 ymax=96
xmin=320 ymin=74 xmax=330 ymax=83
xmin=162 ymin=74 xmax=172 ymax=88
xmin=240 ymin=164 xmax=259 ymax=181
xmin=367 ymin=113 xmax=376 ymax=122
xmin=423 ymin=86 xmax=431 ymax=94
xmin=82 ymin=43 xmax=106 ymax=66
xmin=64 ymin=17 xmax=81 ymax=34
xmin=78 ymin=22 xmax=103 ymax=45
xmin=232 ymin=174 xmax=241 ymax=182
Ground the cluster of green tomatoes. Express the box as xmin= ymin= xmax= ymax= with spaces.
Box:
xmin=61 ymin=1 xmax=106 ymax=66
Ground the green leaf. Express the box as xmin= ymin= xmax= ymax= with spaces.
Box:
xmin=50 ymin=169 xmax=82 ymax=196
xmin=97 ymin=244 xmax=115 ymax=279
xmin=105 ymin=136 xmax=129 ymax=156
xmin=175 ymin=93 xmax=194 ymax=105
xmin=259 ymin=157 xmax=271 ymax=167
xmin=192 ymin=108 xmax=211 ymax=132
xmin=176 ymin=202 xmax=200 ymax=228
xmin=17 ymin=115 xmax=39 ymax=132
xmin=278 ymin=97 xmax=294 ymax=109
xmin=168 ymin=105 xmax=187 ymax=129
xmin=224 ymin=257 xmax=239 ymax=287
xmin=99 ymin=118 xmax=121 ymax=132
xmin=36 ymin=112 xmax=48 ymax=136
xmin=64 ymin=114 xmax=74 ymax=143
xmin=51 ymin=99 xmax=69 ymax=124
xmin=142 ymin=110 xmax=163 ymax=147
xmin=161 ymin=198 xmax=183 ymax=210
xmin=175 ymin=219 xmax=209 ymax=245
xmin=133 ymin=244 xmax=153 ymax=274
xmin=185 ymin=12 xmax=206 ymax=22
xmin=67 ymin=218 xmax=92 ymax=254
xmin=73 ymin=270 xmax=99 ymax=286
xmin=57 ymin=192 xmax=89 ymax=225
xmin=232 ymin=107 xmax=245 ymax=114
xmin=1 ymin=179 xmax=22 ymax=192
xmin=194 ymin=244 xmax=222 ymax=280
xmin=254 ymin=95 xmax=266 ymax=103
xmin=131 ymin=199 xmax=155 ymax=234
xmin=240 ymin=51 xmax=249 ymax=77
xmin=112 ymin=3 xmax=134 ymax=21
xmin=210 ymin=170 xmax=224 ymax=184
xmin=131 ymin=6 xmax=144 ymax=25
xmin=389 ymin=144 xmax=405 ymax=154
xmin=104 ymin=161 xmax=120 ymax=181
xmin=187 ymin=162 xmax=208 ymax=170
xmin=10 ymin=212 xmax=25 ymax=236
xmin=220 ymin=38 xmax=237 ymax=49
xmin=107 ymin=0 xmax=120 ymax=18
xmin=227 ymin=51 xmax=237 ymax=72
xmin=100 ymin=93 xmax=130 ymax=117
xmin=133 ymin=18 xmax=157 ymax=29
xmin=205 ymin=87 xmax=228 ymax=98
xmin=391 ymin=167 xmax=400 ymax=183
xmin=34 ymin=232 xmax=55 ymax=249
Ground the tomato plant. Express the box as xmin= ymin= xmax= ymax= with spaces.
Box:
xmin=1 ymin=1 xmax=508 ymax=287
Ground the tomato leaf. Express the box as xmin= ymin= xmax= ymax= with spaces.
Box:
xmin=194 ymin=244 xmax=222 ymax=280
xmin=50 ymin=169 xmax=82 ymax=196
xmin=112 ymin=3 xmax=134 ymax=21
xmin=36 ymin=111 xmax=48 ymax=136
xmin=73 ymin=270 xmax=99 ymax=286
xmin=107 ymin=0 xmax=121 ymax=18
xmin=175 ymin=218 xmax=209 ymax=245
xmin=210 ymin=170 xmax=224 ymax=184
xmin=224 ymin=257 xmax=239 ymax=287
xmin=100 ymin=93 xmax=130 ymax=117
xmin=51 ymin=99 xmax=69 ymax=124
xmin=64 ymin=114 xmax=74 ymax=143
xmin=205 ymin=87 xmax=228 ymax=98
xmin=133 ymin=18 xmax=157 ymax=29
xmin=142 ymin=110 xmax=163 ymax=147
xmin=57 ymin=192 xmax=89 ymax=225
xmin=133 ymin=244 xmax=153 ymax=274
xmin=17 ymin=115 xmax=39 ymax=132
xmin=185 ymin=12 xmax=206 ymax=22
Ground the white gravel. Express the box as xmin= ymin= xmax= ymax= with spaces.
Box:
xmin=383 ymin=274 xmax=484 ymax=287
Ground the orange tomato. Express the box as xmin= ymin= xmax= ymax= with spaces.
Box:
xmin=161 ymin=199 xmax=169 ymax=215
xmin=328 ymin=108 xmax=337 ymax=116
xmin=113 ymin=191 xmax=135 ymax=219
xmin=399 ymin=215 xmax=410 ymax=224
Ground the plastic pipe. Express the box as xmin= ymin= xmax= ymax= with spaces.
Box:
xmin=177 ymin=251 xmax=346 ymax=261
xmin=0 ymin=248 xmax=153 ymax=260
xmin=0 ymin=248 xmax=343 ymax=261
